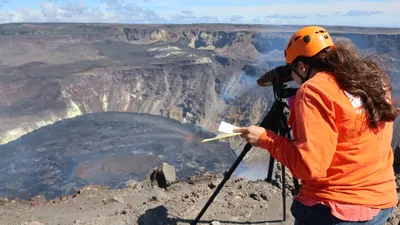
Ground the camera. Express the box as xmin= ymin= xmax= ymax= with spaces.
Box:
xmin=257 ymin=65 xmax=293 ymax=87
xmin=257 ymin=65 xmax=298 ymax=99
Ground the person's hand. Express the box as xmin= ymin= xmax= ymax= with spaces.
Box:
xmin=233 ymin=125 xmax=266 ymax=146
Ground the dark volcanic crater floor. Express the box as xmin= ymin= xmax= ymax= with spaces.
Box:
xmin=0 ymin=112 xmax=239 ymax=200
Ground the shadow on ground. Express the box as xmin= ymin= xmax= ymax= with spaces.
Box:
xmin=137 ymin=205 xmax=284 ymax=225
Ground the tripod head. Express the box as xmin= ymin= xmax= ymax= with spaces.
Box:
xmin=257 ymin=65 xmax=298 ymax=100
xmin=274 ymin=83 xmax=298 ymax=100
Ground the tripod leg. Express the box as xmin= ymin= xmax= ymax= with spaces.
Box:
xmin=266 ymin=155 xmax=275 ymax=182
xmin=191 ymin=143 xmax=253 ymax=225
xmin=280 ymin=113 xmax=301 ymax=196
xmin=193 ymin=100 xmax=286 ymax=224
xmin=293 ymin=178 xmax=300 ymax=194
xmin=282 ymin=163 xmax=286 ymax=221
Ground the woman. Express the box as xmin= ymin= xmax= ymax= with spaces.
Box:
xmin=233 ymin=26 xmax=399 ymax=224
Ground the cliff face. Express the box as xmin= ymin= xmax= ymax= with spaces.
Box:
xmin=0 ymin=23 xmax=399 ymax=162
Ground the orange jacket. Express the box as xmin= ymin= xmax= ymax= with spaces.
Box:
xmin=258 ymin=71 xmax=398 ymax=208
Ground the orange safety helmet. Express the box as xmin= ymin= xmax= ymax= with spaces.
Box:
xmin=284 ymin=26 xmax=335 ymax=64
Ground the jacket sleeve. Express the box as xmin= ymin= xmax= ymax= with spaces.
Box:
xmin=258 ymin=84 xmax=338 ymax=180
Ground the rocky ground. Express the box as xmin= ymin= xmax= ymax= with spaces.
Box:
xmin=0 ymin=163 xmax=399 ymax=225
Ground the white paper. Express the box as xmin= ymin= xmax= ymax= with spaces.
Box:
xmin=218 ymin=121 xmax=239 ymax=134
xmin=201 ymin=121 xmax=241 ymax=143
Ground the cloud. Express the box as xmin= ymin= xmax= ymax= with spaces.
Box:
xmin=0 ymin=0 xmax=165 ymax=24
xmin=169 ymin=12 xmax=219 ymax=24
xmin=250 ymin=13 xmax=308 ymax=25
xmin=103 ymin=0 xmax=164 ymax=22
xmin=197 ymin=16 xmax=219 ymax=23
xmin=181 ymin=10 xmax=193 ymax=15
xmin=341 ymin=10 xmax=383 ymax=17
xmin=226 ymin=15 xmax=243 ymax=23
xmin=0 ymin=0 xmax=7 ymax=8
xmin=0 ymin=0 xmax=398 ymax=27
xmin=105 ymin=0 xmax=118 ymax=5
xmin=265 ymin=14 xmax=308 ymax=19
xmin=316 ymin=13 xmax=328 ymax=18
xmin=183 ymin=1 xmax=400 ymax=26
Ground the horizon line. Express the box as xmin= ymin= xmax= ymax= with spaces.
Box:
xmin=1 ymin=22 xmax=400 ymax=30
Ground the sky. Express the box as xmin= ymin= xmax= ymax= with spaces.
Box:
xmin=0 ymin=0 xmax=399 ymax=28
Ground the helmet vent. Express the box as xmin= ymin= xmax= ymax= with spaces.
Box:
xmin=303 ymin=35 xmax=311 ymax=43
xmin=287 ymin=36 xmax=294 ymax=48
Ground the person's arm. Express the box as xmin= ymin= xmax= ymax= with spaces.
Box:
xmin=258 ymin=85 xmax=338 ymax=180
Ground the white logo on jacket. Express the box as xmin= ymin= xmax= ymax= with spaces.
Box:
xmin=344 ymin=91 xmax=365 ymax=114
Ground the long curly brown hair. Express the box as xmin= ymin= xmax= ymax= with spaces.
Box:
xmin=298 ymin=41 xmax=400 ymax=129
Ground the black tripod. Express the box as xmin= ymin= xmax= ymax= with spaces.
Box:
xmin=192 ymin=84 xmax=300 ymax=225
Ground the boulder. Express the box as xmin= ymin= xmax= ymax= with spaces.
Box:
xmin=148 ymin=162 xmax=176 ymax=189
